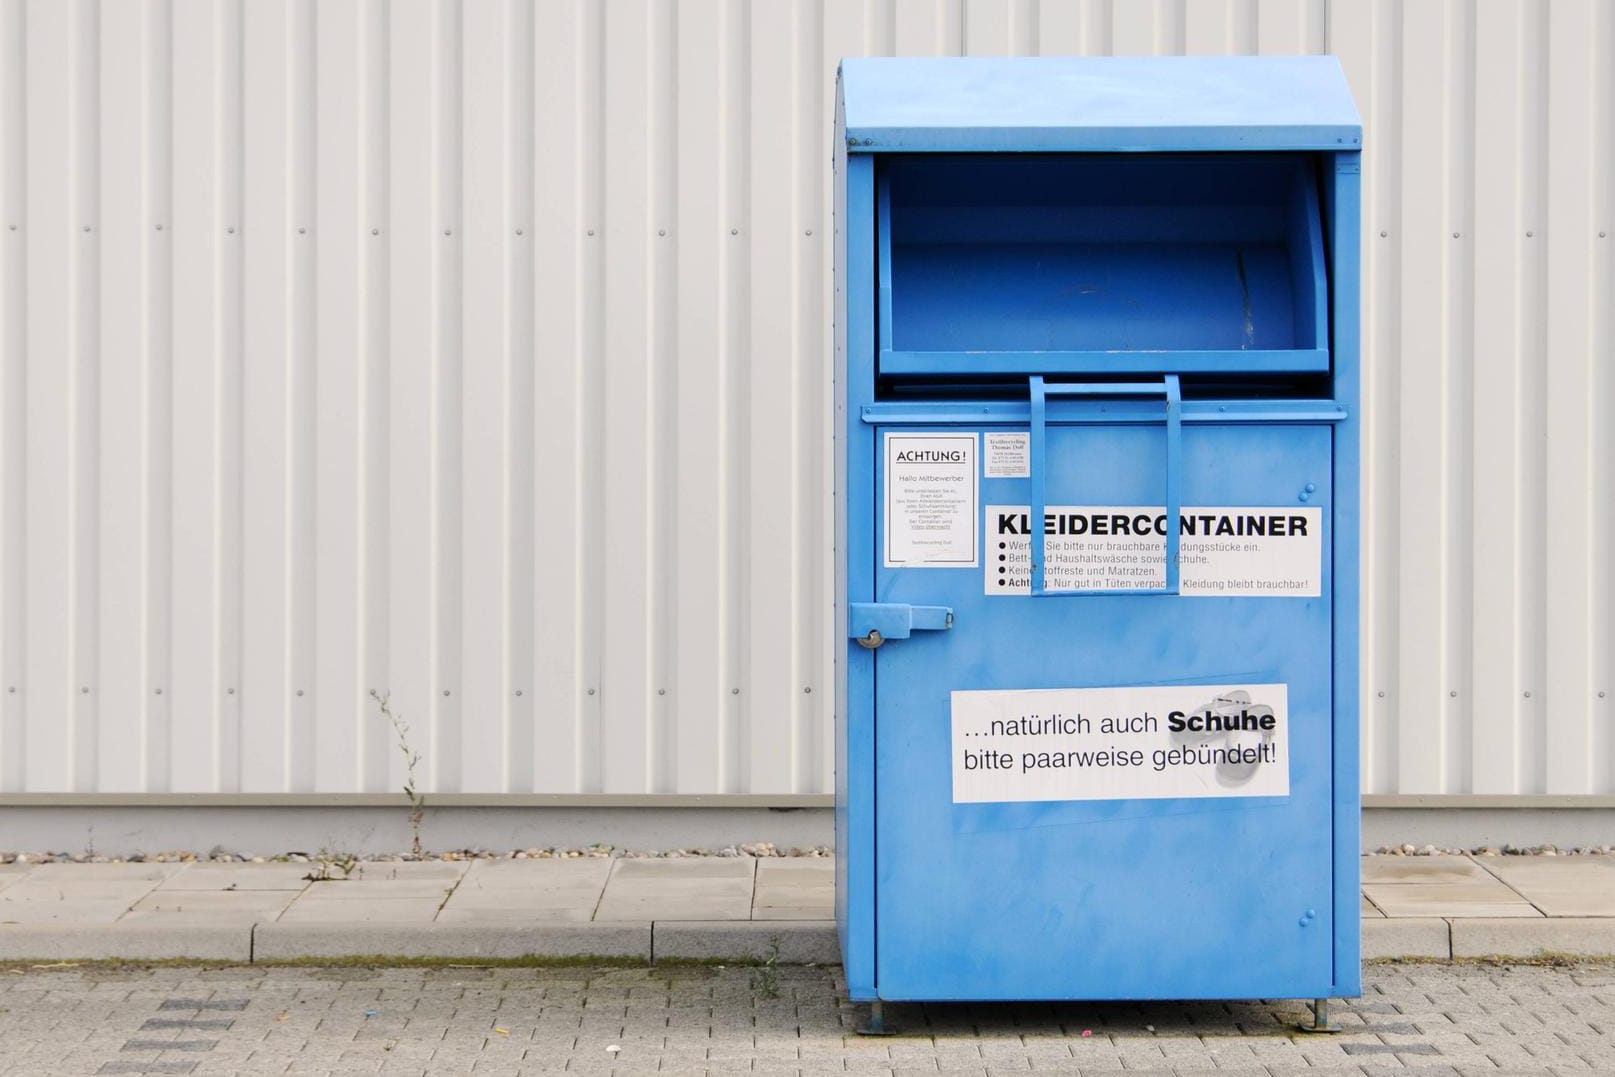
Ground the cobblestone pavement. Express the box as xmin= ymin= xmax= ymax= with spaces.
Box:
xmin=0 ymin=960 xmax=1609 ymax=1076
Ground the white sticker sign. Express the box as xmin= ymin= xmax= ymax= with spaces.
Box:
xmin=952 ymin=683 xmax=1290 ymax=804
xmin=983 ymin=432 xmax=1030 ymax=478
xmin=885 ymin=434 xmax=978 ymax=568
xmin=986 ymin=505 xmax=1321 ymax=596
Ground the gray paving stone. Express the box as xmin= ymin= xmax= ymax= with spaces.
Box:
xmin=457 ymin=858 xmax=612 ymax=889
xmin=122 ymin=889 xmax=299 ymax=925
xmin=1474 ymin=855 xmax=1615 ymax=916
xmin=27 ymin=862 xmax=186 ymax=883
xmin=277 ymin=895 xmax=448 ymax=923
xmin=155 ymin=863 xmax=314 ymax=891
xmin=611 ymin=858 xmax=755 ymax=880
xmin=595 ymin=896 xmax=751 ymax=921
xmin=1363 ymin=880 xmax=1542 ymax=918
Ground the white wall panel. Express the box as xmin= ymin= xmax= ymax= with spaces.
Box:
xmin=0 ymin=0 xmax=1610 ymax=798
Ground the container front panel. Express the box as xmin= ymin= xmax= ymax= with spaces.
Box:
xmin=872 ymin=421 xmax=1335 ymax=1001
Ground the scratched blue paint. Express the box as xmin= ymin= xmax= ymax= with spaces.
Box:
xmin=833 ymin=57 xmax=1361 ymax=1004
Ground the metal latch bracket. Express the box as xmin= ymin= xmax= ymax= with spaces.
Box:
xmin=848 ymin=603 xmax=954 ymax=649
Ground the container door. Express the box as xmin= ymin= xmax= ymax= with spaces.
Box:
xmin=871 ymin=420 xmax=1336 ymax=1001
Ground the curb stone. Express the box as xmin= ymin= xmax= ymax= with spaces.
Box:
xmin=1450 ymin=917 xmax=1615 ymax=959
xmin=250 ymin=922 xmax=653 ymax=962
xmin=652 ymin=920 xmax=841 ymax=964
xmin=0 ymin=924 xmax=249 ymax=962
xmin=1362 ymin=917 xmax=1450 ymax=960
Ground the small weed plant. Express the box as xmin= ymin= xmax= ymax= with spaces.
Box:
xmin=305 ymin=848 xmax=359 ymax=882
xmin=750 ymin=936 xmax=784 ymax=999
xmin=371 ymin=689 xmax=426 ymax=857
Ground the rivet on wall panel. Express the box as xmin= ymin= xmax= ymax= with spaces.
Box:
xmin=298 ymin=227 xmax=306 ymax=234
xmin=1449 ymin=690 xmax=1457 ymax=697
xmin=515 ymin=228 xmax=523 ymax=235
xmin=731 ymin=688 xmax=740 ymax=695
xmin=805 ymin=229 xmax=812 ymax=236
xmin=227 ymin=688 xmax=235 ymax=695
xmin=82 ymin=225 xmax=91 ymax=232
xmin=587 ymin=229 xmax=595 ymax=236
xmin=1377 ymin=690 xmax=1385 ymax=698
xmin=226 ymin=227 xmax=235 ymax=234
xmin=514 ymin=690 xmax=522 ymax=697
xmin=587 ymin=688 xmax=595 ymax=695
xmin=81 ymin=687 xmax=89 ymax=694
xmin=371 ymin=228 xmax=380 ymax=236
xmin=442 ymin=689 xmax=451 ymax=697
xmin=154 ymin=688 xmax=162 ymax=696
xmin=1523 ymin=691 xmax=1531 ymax=698
xmin=1452 ymin=232 xmax=1461 ymax=238
xmin=443 ymin=229 xmax=452 ymax=236
xmin=7 ymin=224 xmax=14 ymax=230
xmin=657 ymin=688 xmax=665 ymax=695
xmin=296 ymin=689 xmax=304 ymax=697
xmin=1526 ymin=231 xmax=1534 ymax=238
xmin=803 ymin=687 xmax=812 ymax=694
xmin=6 ymin=687 xmax=14 ymax=694
xmin=730 ymin=228 xmax=739 ymax=235
xmin=657 ymin=229 xmax=666 ymax=236
xmin=1379 ymin=231 xmax=1387 ymax=237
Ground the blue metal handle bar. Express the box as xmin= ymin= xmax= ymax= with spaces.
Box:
xmin=1029 ymin=375 xmax=1182 ymax=597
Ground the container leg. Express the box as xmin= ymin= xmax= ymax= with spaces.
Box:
xmin=1296 ymin=997 xmax=1343 ymax=1034
xmin=856 ymin=1000 xmax=897 ymax=1036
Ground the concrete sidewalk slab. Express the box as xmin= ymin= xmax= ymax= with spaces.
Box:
xmin=1362 ymin=881 xmax=1543 ymax=918
xmin=595 ymin=858 xmax=754 ymax=921
xmin=457 ymin=858 xmax=613 ymax=888
xmin=155 ymin=863 xmax=312 ymax=891
xmin=1473 ymin=855 xmax=1615 ymax=916
xmin=434 ymin=905 xmax=595 ymax=923
xmin=1361 ymin=854 xmax=1544 ymax=918
xmin=282 ymin=877 xmax=458 ymax=900
xmin=0 ymin=853 xmax=1606 ymax=965
xmin=276 ymin=896 xmax=445 ymax=923
xmin=251 ymin=921 xmax=652 ymax=962
xmin=122 ymin=890 xmax=298 ymax=925
xmin=24 ymin=862 xmax=184 ymax=882
xmin=347 ymin=860 xmax=468 ymax=882
xmin=1361 ymin=854 xmax=1492 ymax=884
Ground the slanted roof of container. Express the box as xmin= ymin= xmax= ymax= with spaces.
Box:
xmin=838 ymin=56 xmax=1362 ymax=153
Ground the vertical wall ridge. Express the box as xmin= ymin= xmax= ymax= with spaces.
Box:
xmin=0 ymin=0 xmax=26 ymax=793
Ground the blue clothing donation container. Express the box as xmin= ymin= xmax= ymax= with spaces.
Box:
xmin=832 ymin=57 xmax=1362 ymax=1019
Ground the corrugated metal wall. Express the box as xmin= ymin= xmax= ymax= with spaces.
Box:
xmin=0 ymin=1 xmax=1610 ymax=798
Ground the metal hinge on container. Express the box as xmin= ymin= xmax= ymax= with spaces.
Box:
xmin=848 ymin=603 xmax=954 ymax=649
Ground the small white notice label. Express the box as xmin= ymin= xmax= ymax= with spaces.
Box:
xmin=952 ymin=683 xmax=1290 ymax=804
xmin=985 ymin=505 xmax=1322 ymax=596
xmin=983 ymin=432 xmax=1030 ymax=478
xmin=884 ymin=433 xmax=978 ymax=568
